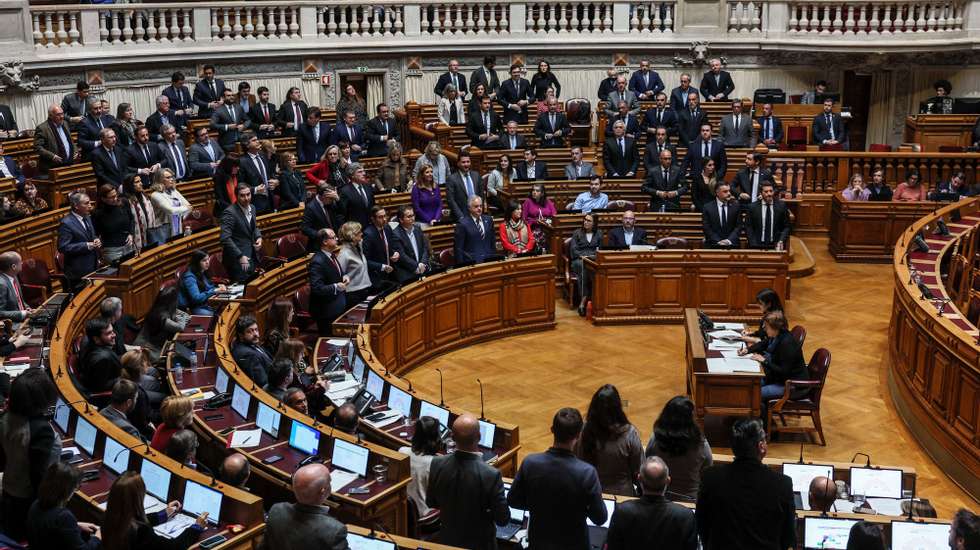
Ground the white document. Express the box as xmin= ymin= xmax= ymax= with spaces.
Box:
xmin=153 ymin=513 xmax=197 ymax=539
xmin=708 ymin=329 xmax=742 ymax=339
xmin=364 ymin=410 xmax=403 ymax=429
xmin=628 ymin=244 xmax=656 ymax=251
xmin=706 ymin=358 xmax=761 ymax=374
xmin=228 ymin=428 xmax=262 ymax=449
xmin=713 ymin=322 xmax=746 ymax=330
xmin=192 ymin=391 xmax=216 ymax=402
xmin=328 ymin=379 xmax=360 ymax=394
xmin=326 ymin=338 xmax=349 ymax=346
xmin=330 ymin=469 xmax=358 ymax=493
xmin=143 ymin=494 xmax=167 ymax=514
xmin=720 ymin=350 xmax=743 ymax=358
xmin=867 ymin=497 xmax=905 ymax=516
xmin=1 ymin=363 xmax=31 ymax=378
xmin=708 ymin=341 xmax=743 ymax=351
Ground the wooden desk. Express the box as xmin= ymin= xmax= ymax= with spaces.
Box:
xmin=0 ymin=206 xmax=68 ymax=267
xmin=829 ymin=193 xmax=939 ymax=263
xmin=904 ymin=114 xmax=979 ymax=151
xmin=586 ymin=250 xmax=789 ymax=325
xmin=683 ymin=309 xmax=764 ymax=425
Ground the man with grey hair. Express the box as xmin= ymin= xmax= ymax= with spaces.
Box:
xmin=91 ymin=128 xmax=127 ymax=187
xmin=78 ymin=99 xmax=115 ymax=160
xmin=158 ymin=123 xmax=188 ymax=181
xmin=606 ymin=457 xmax=697 ymax=550
xmin=339 ymin=161 xmax=375 ymax=227
xmin=33 ymin=104 xmax=78 ymax=175
xmin=99 ymin=296 xmax=141 ymax=356
xmin=453 ymin=195 xmax=495 ymax=264
xmin=261 ymin=463 xmax=349 ymax=550
xmin=603 ymin=120 xmax=638 ymax=178
xmin=145 ymin=94 xmax=183 ymax=143
xmin=700 ymin=58 xmax=735 ymax=102
xmin=605 ymin=75 xmax=640 ymax=119
xmin=0 ymin=251 xmax=31 ymax=322
xmin=57 ymin=192 xmax=100 ymax=292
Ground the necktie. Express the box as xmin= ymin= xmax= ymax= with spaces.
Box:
xmin=764 ymin=203 xmax=772 ymax=243
xmin=408 ymin=229 xmax=419 ymax=260
xmin=96 ymin=118 xmax=104 ymax=130
xmin=83 ymin=216 xmax=94 ymax=239
xmin=9 ymin=276 xmax=24 ymax=310
xmin=357 ymin=185 xmax=368 ymax=205
xmin=550 ymin=113 xmax=556 ymax=130
xmin=319 ymin=200 xmax=332 ymax=228
xmin=476 ymin=217 xmax=485 ymax=238
xmin=658 ymin=110 xmax=663 ymax=124
xmin=452 ymin=74 xmax=458 ymax=91
xmin=619 ymin=139 xmax=624 ymax=155
xmin=253 ymin=155 xmax=267 ymax=184
xmin=329 ymin=252 xmax=342 ymax=275
xmin=380 ymin=228 xmax=389 ymax=262
xmin=294 ymin=104 xmax=302 ymax=127
xmin=142 ymin=145 xmax=150 ymax=163
xmin=721 ymin=203 xmax=727 ymax=226
xmin=621 ymin=93 xmax=626 ymax=102
xmin=663 ymin=168 xmax=668 ymax=182
xmin=706 ymin=141 xmax=711 ymax=157
xmin=733 ymin=115 xmax=739 ymax=132
xmin=644 ymin=73 xmax=649 ymax=87
xmin=55 ymin=125 xmax=70 ymax=158
xmin=171 ymin=144 xmax=185 ymax=178
xmin=109 ymin=148 xmax=117 ymax=168
xmin=313 ymin=124 xmax=319 ymax=143
xmin=766 ymin=118 xmax=772 ymax=140
xmin=464 ymin=173 xmax=474 ymax=197
xmin=484 ymin=113 xmax=490 ymax=132
xmin=826 ymin=114 xmax=834 ymax=139
xmin=510 ymin=136 xmax=516 ymax=149
xmin=210 ymin=81 xmax=216 ymax=98
xmin=383 ymin=120 xmax=388 ymax=135
xmin=702 ymin=142 xmax=707 ymax=157
xmin=227 ymin=105 xmax=235 ymax=123
xmin=348 ymin=126 xmax=354 ymax=142
xmin=263 ymin=104 xmax=270 ymax=123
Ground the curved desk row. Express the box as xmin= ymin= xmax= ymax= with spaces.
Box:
xmin=829 ymin=193 xmax=942 ymax=263
xmin=889 ymin=196 xmax=980 ymax=500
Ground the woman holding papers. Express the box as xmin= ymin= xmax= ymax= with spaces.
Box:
xmin=101 ymin=471 xmax=207 ymax=550
xmin=740 ymin=288 xmax=784 ymax=353
xmin=742 ymin=311 xmax=808 ymax=404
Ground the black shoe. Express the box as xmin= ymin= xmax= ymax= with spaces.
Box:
xmin=578 ymin=304 xmax=586 ymax=317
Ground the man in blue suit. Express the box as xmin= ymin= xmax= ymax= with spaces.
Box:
xmin=453 ymin=196 xmax=495 ymax=264
xmin=297 ymin=107 xmax=332 ymax=164
xmin=57 ymin=191 xmax=101 ymax=292
xmin=77 ymin=100 xmax=115 ymax=160
xmin=812 ymin=98 xmax=846 ymax=148
xmin=331 ymin=111 xmax=365 ymax=160
xmin=0 ymin=141 xmax=24 ymax=185
xmin=308 ymin=228 xmax=348 ymax=335
xmin=628 ymin=60 xmax=665 ymax=101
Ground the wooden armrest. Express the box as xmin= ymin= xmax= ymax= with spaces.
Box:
xmin=770 ymin=379 xmax=820 ymax=410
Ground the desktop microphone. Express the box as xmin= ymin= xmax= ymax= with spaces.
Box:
xmin=797 ymin=441 xmax=805 ymax=464
xmin=59 ymin=398 xmax=92 ymax=414
xmin=407 ymin=380 xmax=414 ymax=393
xmin=435 ymin=368 xmax=445 ymax=406
xmin=905 ymin=480 xmax=917 ymax=521
xmin=935 ymin=219 xmax=950 ymax=236
xmin=851 ymin=452 xmax=872 ymax=468
xmin=112 ymin=440 xmax=152 ymax=463
xmin=912 ymin=232 xmax=930 ymax=253
xmin=372 ymin=521 xmax=394 ymax=541
xmin=477 ymin=378 xmax=486 ymax=421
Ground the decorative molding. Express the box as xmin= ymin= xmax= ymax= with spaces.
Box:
xmin=0 ymin=60 xmax=40 ymax=93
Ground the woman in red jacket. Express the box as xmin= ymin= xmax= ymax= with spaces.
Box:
xmin=499 ymin=201 xmax=535 ymax=256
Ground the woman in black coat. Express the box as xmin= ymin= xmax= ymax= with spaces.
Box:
xmin=530 ymin=60 xmax=562 ymax=101
xmin=277 ymin=151 xmax=307 ymax=210
xmin=741 ymin=310 xmax=807 ymax=403
xmin=27 ymin=463 xmax=102 ymax=550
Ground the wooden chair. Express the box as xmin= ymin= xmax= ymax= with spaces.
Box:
xmin=292 ymin=284 xmax=314 ymax=332
xmin=818 ymin=143 xmax=844 ymax=151
xmin=19 ymin=257 xmax=52 ymax=306
xmin=562 ymin=237 xmax=578 ymax=307
xmin=437 ymin=248 xmax=454 ymax=268
xmin=767 ymin=347 xmax=831 ymax=445
xmin=791 ymin=325 xmax=806 ymax=348
xmin=966 ymin=292 xmax=980 ymax=326
xmin=786 ymin=126 xmax=807 ymax=148
xmin=868 ymin=144 xmax=892 ymax=152
xmin=939 ymin=145 xmax=964 ymax=153
xmin=184 ymin=208 xmax=214 ymax=233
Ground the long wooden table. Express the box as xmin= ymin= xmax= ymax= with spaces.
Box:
xmin=586 ymin=250 xmax=789 ymax=325
xmin=829 ymin=193 xmax=941 ymax=262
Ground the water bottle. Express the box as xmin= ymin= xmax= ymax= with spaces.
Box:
xmin=183 ymin=226 xmax=192 ymax=238
xmin=173 ymin=362 xmax=183 ymax=384
xmin=189 ymin=351 xmax=198 ymax=373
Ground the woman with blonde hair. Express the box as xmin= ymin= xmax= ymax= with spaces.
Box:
xmin=150 ymin=395 xmax=194 ymax=451
xmin=374 ymin=140 xmax=410 ymax=193
xmin=336 ymin=221 xmax=374 ymax=305
xmin=486 ymin=154 xmax=516 ymax=210
xmin=411 ymin=164 xmax=442 ymax=227
xmin=306 ymin=144 xmax=348 ymax=189
xmin=412 ymin=140 xmax=450 ymax=185
xmin=842 ymin=173 xmax=870 ymax=201
xmin=148 ymin=168 xmax=191 ymax=243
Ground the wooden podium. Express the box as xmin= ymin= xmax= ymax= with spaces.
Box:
xmin=904 ymin=114 xmax=978 ymax=151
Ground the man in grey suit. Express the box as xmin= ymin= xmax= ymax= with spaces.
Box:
xmin=221 ymin=183 xmax=263 ymax=283
xmin=718 ymin=99 xmax=755 ymax=148
xmin=262 ymin=463 xmax=349 ymax=550
xmin=158 ymin=124 xmax=189 ymax=181
xmin=0 ymin=252 xmax=30 ymax=322
xmin=427 ymin=414 xmax=510 ymax=550
xmin=211 ymin=88 xmax=251 ymax=153
xmin=564 ymin=146 xmax=594 ymax=180
xmin=188 ymin=126 xmax=225 ymax=178
xmin=99 ymin=379 xmax=143 ymax=440
xmin=604 ymin=76 xmax=640 ymax=119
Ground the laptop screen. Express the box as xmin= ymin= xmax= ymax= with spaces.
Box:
xmin=418 ymin=400 xmax=450 ymax=427
xmin=231 ymin=384 xmax=250 ymax=419
xmin=803 ymin=517 xmax=858 ymax=550
xmin=782 ymin=463 xmax=835 ymax=493
xmin=54 ymin=397 xmax=71 ymax=432
xmin=183 ymin=480 xmax=221 ymax=524
xmin=386 ymin=385 xmax=412 ymax=418
xmin=332 ymin=438 xmax=370 ymax=477
xmin=102 ymin=436 xmax=129 ymax=475
xmin=346 ymin=532 xmax=396 ymax=550
xmin=141 ymin=459 xmax=172 ymax=501
xmin=214 ymin=367 xmax=229 ymax=394
xmin=75 ymin=416 xmax=97 ymax=456
xmin=849 ymin=467 xmax=903 ymax=498
xmin=365 ymin=370 xmax=385 ymax=401
xmin=478 ymin=420 xmax=496 ymax=449
xmin=256 ymin=401 xmax=281 ymax=438
xmin=288 ymin=420 xmax=320 ymax=455
xmin=891 ymin=521 xmax=950 ymax=550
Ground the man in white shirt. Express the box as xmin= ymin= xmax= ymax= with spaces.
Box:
xmin=564 ymin=147 xmax=594 ymax=180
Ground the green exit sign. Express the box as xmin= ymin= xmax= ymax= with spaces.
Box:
xmin=356 ymin=66 xmax=369 ymax=73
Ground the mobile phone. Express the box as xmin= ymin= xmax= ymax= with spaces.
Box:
xmin=199 ymin=535 xmax=228 ymax=549
xmin=204 ymin=414 xmax=224 ymax=421
xmin=262 ymin=455 xmax=283 ymax=464
xmin=347 ymin=486 xmax=370 ymax=495
xmin=80 ymin=470 xmax=100 ymax=482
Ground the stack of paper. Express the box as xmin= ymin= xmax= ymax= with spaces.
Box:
xmin=713 ymin=322 xmax=746 ymax=331
xmin=706 ymin=358 xmax=761 ymax=374
xmin=153 ymin=513 xmax=197 ymax=538
xmin=708 ymin=340 xmax=743 ymax=351
xmin=326 ymin=379 xmax=361 ymax=404
xmin=330 ymin=470 xmax=358 ymax=492
xmin=228 ymin=428 xmax=262 ymax=449
xmin=867 ymin=498 xmax=905 ymax=516
xmin=364 ymin=410 xmax=403 ymax=429
xmin=708 ymin=329 xmax=742 ymax=340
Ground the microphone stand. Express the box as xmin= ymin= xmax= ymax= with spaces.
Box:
xmin=477 ymin=378 xmax=486 ymax=421
xmin=435 ymin=368 xmax=445 ymax=406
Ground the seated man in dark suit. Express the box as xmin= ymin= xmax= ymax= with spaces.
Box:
xmin=0 ymin=141 xmax=24 ymax=185
xmin=220 ymin=183 xmax=263 ymax=283
xmin=501 ymin=121 xmax=527 ymax=151
xmin=699 ymin=59 xmax=735 ymax=102
xmin=606 ymin=457 xmax=698 ymax=550
xmin=642 ymin=149 xmax=686 ymax=212
xmin=603 ymin=120 xmax=639 ymax=178
xmin=607 ymin=210 xmax=647 ymax=247
xmin=644 ymin=127 xmax=678 ymax=174
xmin=697 ymin=418 xmax=796 ymax=550
xmin=534 ymin=97 xmax=570 ymax=148
xmin=676 ymin=92 xmax=709 ymax=147
xmin=445 ymin=152 xmax=484 ymax=222
xmin=465 ymin=96 xmax=503 ymax=150
xmin=91 ymin=128 xmax=129 ymax=188
xmin=757 ymin=103 xmax=784 ymax=149
xmin=296 ymin=106 xmax=331 ymax=164
xmin=812 ymin=97 xmax=845 ymax=148
xmin=453 ymin=196 xmax=496 ymax=264
xmin=99 ymin=379 xmax=143 ymax=440
xmin=0 ymin=103 xmax=17 ymax=140
xmin=683 ymin=124 xmax=727 ymax=179
xmin=747 ymin=181 xmax=790 ymax=251
xmin=78 ymin=318 xmax=121 ymax=393
xmin=57 ymin=191 xmax=100 ymax=293
xmin=702 ymin=183 xmax=741 ymax=248
xmin=0 ymin=252 xmax=30 ymax=323
xmin=362 ymin=205 xmax=399 ymax=288
xmin=330 ymin=111 xmax=365 ymax=160
xmin=301 ymin=183 xmax=343 ymax=252
xmin=642 ymin=92 xmax=678 ymax=141
xmin=509 ymin=407 xmax=607 ymax=549
xmin=263 ymin=463 xmax=349 ymax=549
xmin=364 ymin=102 xmax=400 ymax=157
xmin=309 ymin=228 xmax=348 ymax=335
xmin=231 ymin=315 xmax=271 ymax=387
xmin=731 ymin=152 xmax=776 ymax=206
xmin=515 ymin=148 xmax=549 ymax=181
xmin=392 ymin=205 xmax=430 ymax=283
xmin=427 ymin=414 xmax=509 ymax=550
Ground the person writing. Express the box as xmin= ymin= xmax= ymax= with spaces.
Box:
xmin=740 ymin=310 xmax=808 ymax=405
xmin=101 ymin=472 xmax=207 ymax=550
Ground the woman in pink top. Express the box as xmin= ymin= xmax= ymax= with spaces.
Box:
xmin=893 ymin=171 xmax=928 ymax=202
xmin=521 ymin=183 xmax=557 ymax=251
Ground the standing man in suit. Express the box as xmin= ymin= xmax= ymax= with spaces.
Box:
xmin=516 ymin=148 xmax=549 ymax=181
xmin=301 ymin=183 xmax=343 ymax=252
xmin=684 ymin=124 xmax=727 ymax=179
xmin=161 ymin=72 xmax=194 ymax=125
xmin=34 ymin=104 xmax=79 ymax=176
xmin=565 ymin=146 xmax=594 ymax=180
xmin=296 ymin=107 xmax=331 ymax=164
xmin=187 ymin=126 xmax=224 ymax=179
xmin=308 ymin=228 xmax=348 ymax=335
xmin=642 ymin=92 xmax=678 ymax=140
xmin=629 ymin=60 xmax=666 ymax=101
xmin=362 ymin=206 xmax=400 ymax=288
xmin=747 ymin=181 xmax=790 ymax=250
xmin=534 ymin=97 xmax=570 ymax=148
xmin=0 ymin=103 xmax=18 ymax=140
xmin=427 ymin=414 xmax=509 ymax=550
xmin=331 ymin=111 xmax=365 ymax=160
xmin=608 ymin=211 xmax=647 ymax=247
xmin=263 ymin=463 xmax=349 ymax=550
xmin=144 ymin=95 xmax=183 ymax=143
xmin=339 ymin=162 xmax=375 ymax=227
xmin=606 ymin=457 xmax=698 ymax=550
xmin=470 ymin=56 xmax=500 ymax=99
xmin=250 ymin=86 xmax=279 ymax=139
xmin=235 ymin=81 xmax=255 ymax=115
xmin=757 ymin=103 xmax=783 ymax=149
xmin=91 ymin=129 xmax=128 ymax=188
xmin=392 ymin=205 xmax=430 ymax=283
xmin=126 ymin=126 xmax=163 ymax=187
xmin=696 ymin=418 xmax=796 ymax=550
xmin=364 ymin=103 xmax=400 ymax=157
xmin=276 ymin=87 xmax=308 ymax=138
xmin=605 ymin=76 xmax=641 ymax=119
xmin=192 ymin=64 xmax=225 ymax=119
xmin=702 ymin=183 xmax=741 ymax=248
xmin=502 ymin=121 xmax=526 ymax=151
xmin=670 ymin=73 xmax=700 ymax=113
xmin=644 ymin=127 xmax=677 ymax=174
xmin=454 ymin=196 xmax=495 ymax=264
xmin=719 ymin=99 xmax=754 ymax=148
xmin=220 ymin=183 xmax=262 ymax=283
xmin=700 ymin=59 xmax=735 ymax=102
xmin=604 ymin=101 xmax=640 ymax=140
xmin=78 ymin=100 xmax=115 ymax=160
xmin=731 ymin=152 xmax=776 ymax=205
xmin=812 ymin=97 xmax=845 ymax=148
xmin=57 ymin=192 xmax=100 ymax=292
xmin=466 ymin=96 xmax=504 ymax=150
xmin=61 ymin=81 xmax=90 ymax=129
xmin=211 ymin=88 xmax=250 ymax=153
xmin=643 ymin=149 xmax=686 ymax=212
xmin=677 ymin=92 xmax=709 ymax=147
xmin=603 ymin=120 xmax=638 ymax=178
xmin=0 ymin=141 xmax=25 ymax=185
xmin=158 ymin=124 xmax=189 ymax=181
xmin=498 ymin=64 xmax=532 ymax=124
xmin=434 ymin=59 xmax=468 ymax=101
xmin=597 ymin=68 xmax=619 ymax=102
xmin=99 ymin=379 xmax=143 ymax=440
xmin=446 ymin=152 xmax=484 ymax=221
xmin=0 ymin=252 xmax=31 ymax=322
xmin=509 ymin=407 xmax=607 ymax=549
xmin=238 ymin=133 xmax=277 ymax=214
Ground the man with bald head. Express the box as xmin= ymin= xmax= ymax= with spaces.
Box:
xmin=427 ymin=414 xmax=509 ymax=550
xmin=807 ymin=475 xmax=837 ymax=513
xmin=607 ymin=457 xmax=697 ymax=550
xmin=218 ymin=453 xmax=251 ymax=490
xmin=34 ymin=104 xmax=78 ymax=175
xmin=262 ymin=463 xmax=349 ymax=550
xmin=0 ymin=252 xmax=31 ymax=322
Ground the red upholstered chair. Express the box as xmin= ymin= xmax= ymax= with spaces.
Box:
xmin=868 ymin=144 xmax=892 ymax=152
xmin=786 ymin=126 xmax=807 ymax=148
xmin=205 ymin=252 xmax=230 ymax=285
xmin=655 ymin=236 xmax=688 ymax=249
xmin=818 ymin=143 xmax=844 ymax=151
xmin=275 ymin=232 xmax=309 ymax=262
xmin=292 ymin=284 xmax=314 ymax=332
xmin=939 ymin=145 xmax=965 ymax=153
xmin=791 ymin=325 xmax=806 ymax=348
xmin=606 ymin=200 xmax=634 ymax=212
xmin=966 ymin=293 xmax=980 ymax=326
xmin=19 ymin=257 xmax=52 ymax=306
xmin=184 ymin=209 xmax=214 ymax=233
xmin=438 ymin=248 xmax=454 ymax=268
xmin=159 ymin=278 xmax=178 ymax=291
xmin=767 ymin=348 xmax=831 ymax=445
